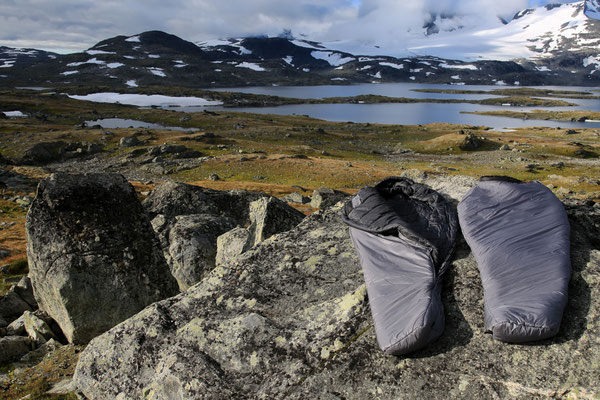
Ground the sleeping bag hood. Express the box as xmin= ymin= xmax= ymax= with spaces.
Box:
xmin=342 ymin=177 xmax=458 ymax=355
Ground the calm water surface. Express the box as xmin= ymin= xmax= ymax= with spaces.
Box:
xmin=202 ymin=83 xmax=600 ymax=130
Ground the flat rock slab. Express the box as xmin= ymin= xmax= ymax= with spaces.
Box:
xmin=74 ymin=177 xmax=600 ymax=399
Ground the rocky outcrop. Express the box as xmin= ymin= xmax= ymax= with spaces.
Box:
xmin=143 ymin=181 xmax=267 ymax=221
xmin=310 ymin=187 xmax=348 ymax=209
xmin=20 ymin=141 xmax=102 ymax=165
xmin=145 ymin=182 xmax=304 ymax=290
xmin=146 ymin=143 xmax=202 ymax=159
xmin=74 ymin=176 xmax=600 ymax=399
xmin=247 ymin=197 xmax=305 ymax=246
xmin=215 ymin=227 xmax=252 ymax=265
xmin=152 ymin=214 xmax=237 ymax=291
xmin=26 ymin=173 xmax=179 ymax=344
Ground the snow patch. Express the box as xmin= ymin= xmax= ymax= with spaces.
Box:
xmin=214 ymin=69 xmax=222 ymax=72
xmin=311 ymin=51 xmax=354 ymax=66
xmin=67 ymin=58 xmax=106 ymax=67
xmin=174 ymin=63 xmax=188 ymax=68
xmin=440 ymin=63 xmax=478 ymax=70
xmin=107 ymin=63 xmax=124 ymax=69
xmin=583 ymin=56 xmax=600 ymax=67
xmin=86 ymin=50 xmax=115 ymax=55
xmin=410 ymin=76 xmax=416 ymax=80
xmin=331 ymin=77 xmax=347 ymax=81
xmin=60 ymin=70 xmax=79 ymax=75
xmin=291 ymin=40 xmax=324 ymax=50
xmin=125 ymin=36 xmax=140 ymax=43
xmin=123 ymin=56 xmax=135 ymax=59
xmin=410 ymin=68 xmax=423 ymax=73
xmin=147 ymin=54 xmax=160 ymax=59
xmin=302 ymin=68 xmax=310 ymax=72
xmin=358 ymin=65 xmax=372 ymax=71
xmin=282 ymin=56 xmax=293 ymax=65
xmin=68 ymin=93 xmax=223 ymax=107
xmin=147 ymin=67 xmax=166 ymax=77
xmin=235 ymin=62 xmax=265 ymax=71
xmin=535 ymin=66 xmax=551 ymax=71
xmin=236 ymin=46 xmax=252 ymax=55
xmin=451 ymin=75 xmax=461 ymax=79
xmin=0 ymin=61 xmax=15 ymax=68
xmin=379 ymin=62 xmax=404 ymax=70
xmin=370 ymin=71 xmax=382 ymax=79
xmin=495 ymin=80 xmax=507 ymax=86
xmin=125 ymin=80 xmax=138 ymax=88
xmin=2 ymin=111 xmax=26 ymax=117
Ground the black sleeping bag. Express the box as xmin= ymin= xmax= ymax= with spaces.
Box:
xmin=342 ymin=177 xmax=458 ymax=355
xmin=457 ymin=176 xmax=571 ymax=342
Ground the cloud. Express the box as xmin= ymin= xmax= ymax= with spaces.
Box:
xmin=0 ymin=0 xmax=561 ymax=53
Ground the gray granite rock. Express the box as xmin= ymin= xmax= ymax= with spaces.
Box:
xmin=216 ymin=227 xmax=252 ymax=266
xmin=0 ymin=336 xmax=31 ymax=365
xmin=158 ymin=214 xmax=237 ymax=291
xmin=12 ymin=276 xmax=37 ymax=309
xmin=0 ymin=291 xmax=32 ymax=324
xmin=74 ymin=175 xmax=600 ymax=399
xmin=310 ymin=187 xmax=348 ymax=209
xmin=147 ymin=182 xmax=302 ymax=290
xmin=26 ymin=173 xmax=179 ymax=344
xmin=23 ymin=310 xmax=57 ymax=344
xmin=248 ymin=197 xmax=305 ymax=246
xmin=6 ymin=315 xmax=26 ymax=336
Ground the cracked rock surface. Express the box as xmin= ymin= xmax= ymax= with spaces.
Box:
xmin=26 ymin=173 xmax=179 ymax=344
xmin=72 ymin=175 xmax=599 ymax=399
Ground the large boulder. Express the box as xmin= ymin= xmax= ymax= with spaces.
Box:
xmin=20 ymin=141 xmax=102 ymax=165
xmin=143 ymin=181 xmax=267 ymax=221
xmin=74 ymin=176 xmax=600 ymax=399
xmin=152 ymin=214 xmax=237 ymax=291
xmin=146 ymin=182 xmax=303 ymax=290
xmin=214 ymin=197 xmax=306 ymax=266
xmin=26 ymin=173 xmax=179 ymax=344
xmin=216 ymin=227 xmax=253 ymax=265
xmin=310 ymin=187 xmax=348 ymax=209
xmin=247 ymin=197 xmax=305 ymax=246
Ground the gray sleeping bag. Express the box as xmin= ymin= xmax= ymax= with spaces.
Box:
xmin=342 ymin=177 xmax=458 ymax=355
xmin=457 ymin=176 xmax=571 ymax=342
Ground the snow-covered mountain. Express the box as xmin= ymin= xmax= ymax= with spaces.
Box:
xmin=322 ymin=1 xmax=600 ymax=62
xmin=0 ymin=1 xmax=599 ymax=88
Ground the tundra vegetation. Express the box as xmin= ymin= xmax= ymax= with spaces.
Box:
xmin=0 ymin=86 xmax=598 ymax=398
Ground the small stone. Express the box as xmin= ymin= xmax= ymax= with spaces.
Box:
xmin=310 ymin=188 xmax=349 ymax=209
xmin=0 ymin=336 xmax=31 ymax=364
xmin=209 ymin=173 xmax=220 ymax=181
xmin=23 ymin=310 xmax=57 ymax=344
xmin=119 ymin=136 xmax=142 ymax=147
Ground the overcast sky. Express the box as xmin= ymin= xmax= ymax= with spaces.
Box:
xmin=0 ymin=0 xmax=580 ymax=53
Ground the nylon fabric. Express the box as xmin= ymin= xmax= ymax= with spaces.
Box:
xmin=342 ymin=177 xmax=457 ymax=355
xmin=457 ymin=179 xmax=571 ymax=342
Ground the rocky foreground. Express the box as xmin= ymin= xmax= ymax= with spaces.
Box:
xmin=1 ymin=172 xmax=599 ymax=399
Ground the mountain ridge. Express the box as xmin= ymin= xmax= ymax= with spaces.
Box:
xmin=0 ymin=1 xmax=599 ymax=88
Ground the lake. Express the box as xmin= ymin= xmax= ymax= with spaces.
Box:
xmin=195 ymin=83 xmax=600 ymax=130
